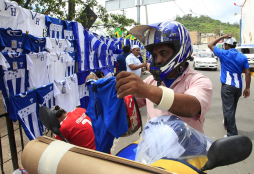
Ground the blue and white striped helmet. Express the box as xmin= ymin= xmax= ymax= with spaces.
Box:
xmin=130 ymin=21 xmax=193 ymax=82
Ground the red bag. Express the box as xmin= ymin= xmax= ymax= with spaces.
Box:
xmin=121 ymin=95 xmax=143 ymax=137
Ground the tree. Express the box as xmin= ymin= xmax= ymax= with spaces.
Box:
xmin=14 ymin=0 xmax=139 ymax=34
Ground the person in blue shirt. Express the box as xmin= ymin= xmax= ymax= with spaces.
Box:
xmin=116 ymin=46 xmax=131 ymax=72
xmin=208 ymin=34 xmax=251 ymax=137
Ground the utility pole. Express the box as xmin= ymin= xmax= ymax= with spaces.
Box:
xmin=145 ymin=5 xmax=148 ymax=24
xmin=137 ymin=0 xmax=140 ymax=23
xmin=220 ymin=22 xmax=221 ymax=37
xmin=68 ymin=0 xmax=75 ymax=20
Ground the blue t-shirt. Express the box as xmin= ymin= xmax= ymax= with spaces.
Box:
xmin=63 ymin=20 xmax=74 ymax=40
xmin=0 ymin=28 xmax=30 ymax=54
xmin=9 ymin=89 xmax=44 ymax=140
xmin=214 ymin=46 xmax=249 ymax=88
xmin=25 ymin=34 xmax=49 ymax=53
xmin=117 ymin=53 xmax=129 ymax=72
xmin=86 ymin=77 xmax=128 ymax=153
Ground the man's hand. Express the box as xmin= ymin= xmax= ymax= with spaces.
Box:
xmin=143 ymin=62 xmax=147 ymax=67
xmin=223 ymin=34 xmax=232 ymax=39
xmin=243 ymin=88 xmax=250 ymax=98
xmin=115 ymin=71 xmax=150 ymax=98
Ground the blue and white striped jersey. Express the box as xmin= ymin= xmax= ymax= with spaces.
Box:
xmin=77 ymin=71 xmax=90 ymax=109
xmin=9 ymin=89 xmax=44 ymax=140
xmin=45 ymin=16 xmax=64 ymax=39
xmin=66 ymin=51 xmax=76 ymax=77
xmin=64 ymin=20 xmax=74 ymax=40
xmin=0 ymin=52 xmax=29 ymax=111
xmin=36 ymin=83 xmax=55 ymax=108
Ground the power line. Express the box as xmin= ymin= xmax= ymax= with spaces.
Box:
xmin=200 ymin=0 xmax=214 ymax=18
xmin=173 ymin=0 xmax=186 ymax=15
xmin=192 ymin=0 xmax=207 ymax=16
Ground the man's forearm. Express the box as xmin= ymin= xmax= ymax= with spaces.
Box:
xmin=146 ymin=85 xmax=200 ymax=118
xmin=208 ymin=35 xmax=225 ymax=51
xmin=129 ymin=64 xmax=144 ymax=70
xmin=246 ymin=73 xmax=251 ymax=89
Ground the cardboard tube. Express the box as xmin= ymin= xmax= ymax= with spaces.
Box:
xmin=22 ymin=136 xmax=171 ymax=174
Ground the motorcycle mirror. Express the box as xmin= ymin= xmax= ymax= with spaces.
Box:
xmin=39 ymin=106 xmax=69 ymax=143
xmin=201 ymin=135 xmax=252 ymax=171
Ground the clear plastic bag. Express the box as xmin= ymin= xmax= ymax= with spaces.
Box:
xmin=135 ymin=115 xmax=213 ymax=165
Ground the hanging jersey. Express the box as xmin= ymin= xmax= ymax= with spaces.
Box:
xmin=49 ymin=38 xmax=71 ymax=53
xmin=53 ymin=75 xmax=80 ymax=112
xmin=84 ymin=29 xmax=90 ymax=71
xmin=36 ymin=83 xmax=55 ymax=108
xmin=0 ymin=52 xmax=29 ymax=111
xmin=0 ymin=0 xmax=28 ymax=30
xmin=9 ymin=90 xmax=44 ymax=140
xmin=66 ymin=74 xmax=80 ymax=108
xmin=26 ymin=52 xmax=52 ymax=89
xmin=54 ymin=108 xmax=95 ymax=150
xmin=0 ymin=28 xmax=29 ymax=53
xmin=66 ymin=51 xmax=76 ymax=77
xmin=68 ymin=39 xmax=76 ymax=52
xmin=24 ymin=35 xmax=52 ymax=53
xmin=86 ymin=77 xmax=128 ymax=153
xmin=72 ymin=22 xmax=85 ymax=71
xmin=45 ymin=16 xmax=64 ymax=39
xmin=48 ymin=52 xmax=72 ymax=83
xmin=97 ymin=42 xmax=107 ymax=68
xmin=63 ymin=20 xmax=74 ymax=40
xmin=77 ymin=70 xmax=90 ymax=109
xmin=17 ymin=8 xmax=46 ymax=37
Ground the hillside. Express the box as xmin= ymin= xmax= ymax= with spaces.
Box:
xmin=175 ymin=15 xmax=240 ymax=41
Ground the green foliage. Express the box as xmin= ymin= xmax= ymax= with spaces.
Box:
xmin=176 ymin=15 xmax=240 ymax=41
xmin=14 ymin=0 xmax=139 ymax=34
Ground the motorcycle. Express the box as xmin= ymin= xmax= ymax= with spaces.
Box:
xmin=21 ymin=106 xmax=252 ymax=174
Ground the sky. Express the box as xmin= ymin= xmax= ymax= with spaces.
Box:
xmin=96 ymin=0 xmax=242 ymax=25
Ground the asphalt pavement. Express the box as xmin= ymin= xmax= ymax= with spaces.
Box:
xmin=111 ymin=61 xmax=254 ymax=174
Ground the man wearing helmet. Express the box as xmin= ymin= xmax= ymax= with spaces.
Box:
xmin=115 ymin=21 xmax=213 ymax=133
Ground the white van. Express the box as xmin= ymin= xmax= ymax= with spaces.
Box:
xmin=236 ymin=46 xmax=254 ymax=70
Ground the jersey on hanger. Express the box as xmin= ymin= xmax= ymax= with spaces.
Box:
xmin=63 ymin=20 xmax=74 ymax=40
xmin=48 ymin=52 xmax=72 ymax=83
xmin=36 ymin=83 xmax=55 ymax=109
xmin=0 ymin=0 xmax=28 ymax=30
xmin=0 ymin=28 xmax=30 ymax=53
xmin=66 ymin=51 xmax=76 ymax=77
xmin=24 ymin=35 xmax=52 ymax=53
xmin=68 ymin=39 xmax=76 ymax=52
xmin=53 ymin=74 xmax=80 ymax=112
xmin=97 ymin=42 xmax=107 ymax=68
xmin=17 ymin=8 xmax=46 ymax=37
xmin=77 ymin=70 xmax=90 ymax=109
xmin=26 ymin=52 xmax=52 ymax=89
xmin=45 ymin=16 xmax=64 ymax=39
xmin=72 ymin=22 xmax=85 ymax=72
xmin=48 ymin=38 xmax=71 ymax=53
xmin=0 ymin=52 xmax=29 ymax=111
xmin=9 ymin=89 xmax=45 ymax=140
xmin=86 ymin=77 xmax=128 ymax=153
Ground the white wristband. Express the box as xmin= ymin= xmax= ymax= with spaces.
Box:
xmin=153 ymin=86 xmax=174 ymax=111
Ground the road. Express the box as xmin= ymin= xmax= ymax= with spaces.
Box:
xmin=111 ymin=61 xmax=254 ymax=174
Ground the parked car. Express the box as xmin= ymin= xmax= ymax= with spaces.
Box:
xmin=235 ymin=46 xmax=254 ymax=70
xmin=190 ymin=49 xmax=202 ymax=61
xmin=193 ymin=51 xmax=218 ymax=70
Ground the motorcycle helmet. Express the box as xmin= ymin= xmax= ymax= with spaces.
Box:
xmin=121 ymin=95 xmax=143 ymax=137
xmin=129 ymin=21 xmax=193 ymax=84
